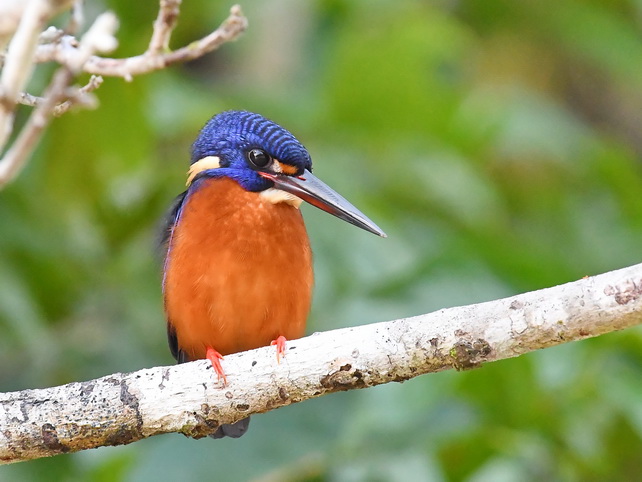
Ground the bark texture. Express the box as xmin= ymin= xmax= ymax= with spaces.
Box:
xmin=1 ymin=263 xmax=641 ymax=464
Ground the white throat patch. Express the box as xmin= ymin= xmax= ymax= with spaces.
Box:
xmin=260 ymin=188 xmax=303 ymax=208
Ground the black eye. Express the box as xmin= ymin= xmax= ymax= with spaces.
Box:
xmin=247 ymin=148 xmax=271 ymax=168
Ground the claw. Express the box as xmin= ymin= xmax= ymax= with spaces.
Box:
xmin=206 ymin=346 xmax=227 ymax=385
xmin=270 ymin=335 xmax=287 ymax=363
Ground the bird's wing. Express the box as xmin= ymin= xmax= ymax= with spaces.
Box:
xmin=160 ymin=190 xmax=190 ymax=364
xmin=159 ymin=190 xmax=188 ymax=253
xmin=167 ymin=320 xmax=189 ymax=363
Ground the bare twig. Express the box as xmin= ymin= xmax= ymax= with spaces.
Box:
xmin=17 ymin=91 xmax=41 ymax=108
xmin=0 ymin=0 xmax=72 ymax=52
xmin=16 ymin=75 xmax=102 ymax=114
xmin=35 ymin=5 xmax=248 ymax=81
xmin=52 ymin=74 xmax=102 ymax=116
xmin=0 ymin=68 xmax=73 ymax=186
xmin=65 ymin=0 xmax=84 ymax=36
xmin=0 ymin=12 xmax=117 ymax=187
xmin=0 ymin=2 xmax=248 ymax=188
xmin=65 ymin=12 xmax=118 ymax=73
xmin=1 ymin=263 xmax=641 ymax=464
xmin=148 ymin=0 xmax=181 ymax=55
xmin=38 ymin=26 xmax=65 ymax=45
xmin=0 ymin=0 xmax=75 ymax=155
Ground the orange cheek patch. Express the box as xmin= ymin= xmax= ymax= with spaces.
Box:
xmin=275 ymin=160 xmax=299 ymax=175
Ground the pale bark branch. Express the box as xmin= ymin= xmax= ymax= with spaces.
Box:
xmin=148 ymin=0 xmax=181 ymax=55
xmin=1 ymin=263 xmax=640 ymax=465
xmin=51 ymin=75 xmax=102 ymax=117
xmin=17 ymin=74 xmax=102 ymax=117
xmin=0 ymin=11 xmax=117 ymax=187
xmin=31 ymin=4 xmax=248 ymax=80
xmin=0 ymin=0 xmax=75 ymax=155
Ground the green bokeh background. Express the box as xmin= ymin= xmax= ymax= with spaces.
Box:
xmin=2 ymin=0 xmax=642 ymax=480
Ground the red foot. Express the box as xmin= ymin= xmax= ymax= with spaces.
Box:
xmin=206 ymin=346 xmax=227 ymax=385
xmin=270 ymin=335 xmax=287 ymax=363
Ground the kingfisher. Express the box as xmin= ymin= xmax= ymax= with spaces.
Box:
xmin=161 ymin=110 xmax=385 ymax=438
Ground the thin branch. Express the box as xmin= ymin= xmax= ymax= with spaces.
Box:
xmin=0 ymin=12 xmax=117 ymax=187
xmin=16 ymin=75 xmax=102 ymax=114
xmin=52 ymin=74 xmax=102 ymax=116
xmin=0 ymin=1 xmax=26 ymax=50
xmin=65 ymin=0 xmax=84 ymax=37
xmin=38 ymin=25 xmax=65 ymax=45
xmin=0 ymin=0 xmax=74 ymax=155
xmin=0 ymin=3 xmax=248 ymax=188
xmin=34 ymin=5 xmax=248 ymax=81
xmin=64 ymin=11 xmax=118 ymax=73
xmin=0 ymin=68 xmax=74 ymax=186
xmin=16 ymin=91 xmax=41 ymax=108
xmin=148 ymin=0 xmax=181 ymax=55
xmin=1 ymin=263 xmax=640 ymax=464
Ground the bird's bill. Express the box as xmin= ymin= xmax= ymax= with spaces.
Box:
xmin=259 ymin=169 xmax=386 ymax=237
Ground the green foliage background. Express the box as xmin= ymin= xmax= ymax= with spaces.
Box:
xmin=2 ymin=0 xmax=642 ymax=480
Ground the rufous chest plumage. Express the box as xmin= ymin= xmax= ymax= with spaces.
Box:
xmin=163 ymin=177 xmax=313 ymax=360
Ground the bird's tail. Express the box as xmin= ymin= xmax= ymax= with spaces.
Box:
xmin=209 ymin=417 xmax=250 ymax=439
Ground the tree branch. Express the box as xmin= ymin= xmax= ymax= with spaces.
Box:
xmin=1 ymin=263 xmax=640 ymax=464
xmin=0 ymin=2 xmax=248 ymax=188
xmin=0 ymin=11 xmax=117 ymax=187
xmin=33 ymin=5 xmax=248 ymax=81
xmin=0 ymin=0 xmax=75 ymax=156
xmin=16 ymin=74 xmax=101 ymax=117
xmin=147 ymin=0 xmax=181 ymax=55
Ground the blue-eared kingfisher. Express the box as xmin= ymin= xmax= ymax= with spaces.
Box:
xmin=161 ymin=111 xmax=385 ymax=438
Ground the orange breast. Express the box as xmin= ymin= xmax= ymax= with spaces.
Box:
xmin=163 ymin=177 xmax=313 ymax=360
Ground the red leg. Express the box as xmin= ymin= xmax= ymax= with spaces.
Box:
xmin=206 ymin=346 xmax=227 ymax=385
xmin=270 ymin=335 xmax=287 ymax=363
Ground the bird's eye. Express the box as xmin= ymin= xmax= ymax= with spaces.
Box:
xmin=247 ymin=149 xmax=272 ymax=169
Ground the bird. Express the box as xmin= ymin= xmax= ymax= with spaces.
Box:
xmin=161 ymin=110 xmax=385 ymax=438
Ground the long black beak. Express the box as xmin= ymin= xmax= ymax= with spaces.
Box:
xmin=259 ymin=169 xmax=386 ymax=237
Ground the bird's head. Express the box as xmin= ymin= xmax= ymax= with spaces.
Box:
xmin=187 ymin=110 xmax=386 ymax=237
